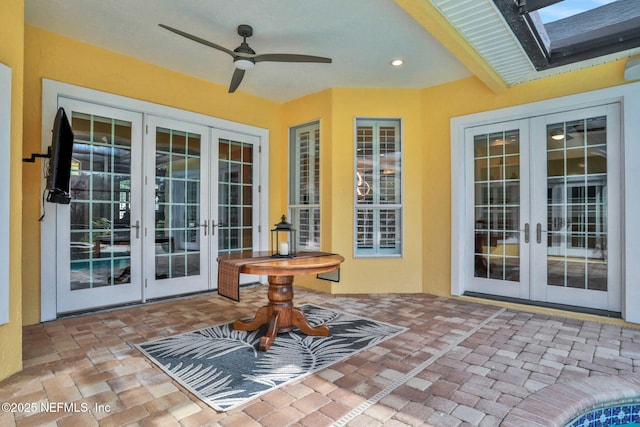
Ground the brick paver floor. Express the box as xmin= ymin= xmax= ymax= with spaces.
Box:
xmin=1 ymin=287 xmax=639 ymax=426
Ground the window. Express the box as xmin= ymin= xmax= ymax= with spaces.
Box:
xmin=493 ymin=0 xmax=640 ymax=70
xmin=355 ymin=119 xmax=402 ymax=257
xmin=289 ymin=122 xmax=320 ymax=250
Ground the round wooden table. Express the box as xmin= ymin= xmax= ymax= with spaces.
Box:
xmin=233 ymin=254 xmax=344 ymax=351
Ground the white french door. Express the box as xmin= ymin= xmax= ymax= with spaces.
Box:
xmin=56 ymin=99 xmax=144 ymax=313
xmin=466 ymin=104 xmax=621 ymax=312
xmin=529 ymin=105 xmax=621 ymax=310
xmin=144 ymin=123 xmax=263 ymax=297
xmin=144 ymin=117 xmax=211 ymax=299
xmin=54 ymin=101 xmax=263 ymax=313
xmin=466 ymin=119 xmax=531 ymax=300
xmin=214 ymin=129 xmax=262 ymax=286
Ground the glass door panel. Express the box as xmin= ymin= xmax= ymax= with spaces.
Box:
xmin=154 ymin=128 xmax=202 ymax=280
xmin=69 ymin=113 xmax=133 ymax=289
xmin=473 ymin=130 xmax=521 ymax=282
xmin=214 ymin=131 xmax=261 ymax=286
xmin=466 ymin=120 xmax=531 ymax=299
xmin=145 ymin=118 xmax=210 ymax=299
xmin=530 ymin=105 xmax=620 ymax=311
xmin=56 ymin=100 xmax=143 ymax=313
xmin=218 ymin=138 xmax=255 ymax=254
xmin=546 ymin=116 xmax=608 ymax=289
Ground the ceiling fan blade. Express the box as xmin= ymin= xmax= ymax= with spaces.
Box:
xmin=229 ymin=68 xmax=245 ymax=93
xmin=254 ymin=53 xmax=332 ymax=64
xmin=159 ymin=24 xmax=235 ymax=57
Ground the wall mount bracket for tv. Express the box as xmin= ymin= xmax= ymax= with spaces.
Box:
xmin=23 ymin=146 xmax=52 ymax=163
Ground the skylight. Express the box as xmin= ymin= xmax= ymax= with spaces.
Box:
xmin=537 ymin=0 xmax=617 ymax=24
xmin=493 ymin=0 xmax=640 ymax=70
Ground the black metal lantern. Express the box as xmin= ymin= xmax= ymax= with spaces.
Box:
xmin=271 ymin=215 xmax=296 ymax=258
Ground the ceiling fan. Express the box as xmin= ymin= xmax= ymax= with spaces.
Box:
xmin=159 ymin=23 xmax=332 ymax=93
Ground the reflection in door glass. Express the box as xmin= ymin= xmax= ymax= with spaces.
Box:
xmin=69 ymin=113 xmax=133 ymax=290
xmin=546 ymin=116 xmax=607 ymax=291
xmin=218 ymin=139 xmax=253 ymax=254
xmin=473 ymin=130 xmax=520 ymax=281
xmin=154 ymin=128 xmax=201 ymax=280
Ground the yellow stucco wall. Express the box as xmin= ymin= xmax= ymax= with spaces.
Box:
xmin=329 ymin=89 xmax=424 ymax=294
xmin=0 ymin=0 xmax=24 ymax=381
xmin=283 ymin=88 xmax=425 ymax=295
xmin=22 ymin=26 xmax=284 ymax=325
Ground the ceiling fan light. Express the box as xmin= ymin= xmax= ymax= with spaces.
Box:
xmin=550 ymin=128 xmax=565 ymax=140
xmin=234 ymin=58 xmax=255 ymax=70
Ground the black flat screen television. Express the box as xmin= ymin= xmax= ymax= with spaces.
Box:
xmin=46 ymin=107 xmax=75 ymax=204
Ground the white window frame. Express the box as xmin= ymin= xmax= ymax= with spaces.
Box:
xmin=354 ymin=117 xmax=404 ymax=258
xmin=450 ymin=81 xmax=640 ymax=325
xmin=0 ymin=63 xmax=11 ymax=325
xmin=289 ymin=121 xmax=321 ymax=250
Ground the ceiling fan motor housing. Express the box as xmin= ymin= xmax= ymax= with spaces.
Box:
xmin=237 ymin=24 xmax=253 ymax=38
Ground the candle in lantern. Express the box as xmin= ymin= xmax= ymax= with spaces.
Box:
xmin=279 ymin=241 xmax=289 ymax=256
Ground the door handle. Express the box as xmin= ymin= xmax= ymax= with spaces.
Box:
xmin=523 ymin=223 xmax=529 ymax=243
xmin=200 ymin=220 xmax=209 ymax=236
xmin=210 ymin=220 xmax=218 ymax=236
xmin=536 ymin=223 xmax=548 ymax=244
xmin=129 ymin=220 xmax=140 ymax=239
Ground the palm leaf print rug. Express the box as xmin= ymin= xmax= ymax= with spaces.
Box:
xmin=136 ymin=304 xmax=407 ymax=412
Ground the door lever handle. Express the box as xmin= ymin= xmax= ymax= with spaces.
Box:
xmin=536 ymin=223 xmax=548 ymax=244
xmin=129 ymin=220 xmax=141 ymax=239
xmin=210 ymin=220 xmax=218 ymax=236
xmin=200 ymin=220 xmax=209 ymax=236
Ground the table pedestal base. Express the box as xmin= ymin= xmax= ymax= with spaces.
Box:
xmin=233 ymin=275 xmax=330 ymax=351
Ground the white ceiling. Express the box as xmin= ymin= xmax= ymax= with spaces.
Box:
xmin=24 ymin=0 xmax=473 ymax=102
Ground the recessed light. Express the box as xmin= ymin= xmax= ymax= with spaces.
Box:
xmin=390 ymin=59 xmax=404 ymax=67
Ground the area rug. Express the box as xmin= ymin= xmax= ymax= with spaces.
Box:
xmin=136 ymin=304 xmax=407 ymax=411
